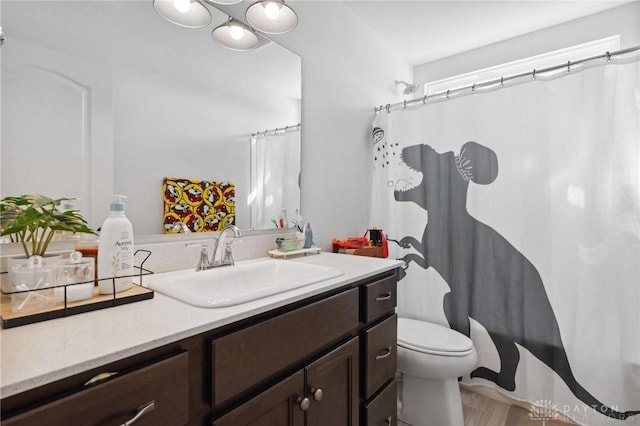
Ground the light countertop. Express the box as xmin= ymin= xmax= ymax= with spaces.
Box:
xmin=0 ymin=253 xmax=402 ymax=399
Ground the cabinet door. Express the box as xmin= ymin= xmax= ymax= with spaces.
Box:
xmin=306 ymin=337 xmax=359 ymax=426
xmin=213 ymin=370 xmax=305 ymax=426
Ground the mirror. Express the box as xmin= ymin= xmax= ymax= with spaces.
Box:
xmin=0 ymin=0 xmax=301 ymax=236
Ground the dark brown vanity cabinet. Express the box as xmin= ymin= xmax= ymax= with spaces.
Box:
xmin=1 ymin=268 xmax=398 ymax=426
xmin=212 ymin=271 xmax=398 ymax=426
xmin=212 ymin=288 xmax=361 ymax=425
xmin=1 ymin=351 xmax=190 ymax=426
xmin=214 ymin=337 xmax=359 ymax=426
xmin=361 ymin=274 xmax=398 ymax=426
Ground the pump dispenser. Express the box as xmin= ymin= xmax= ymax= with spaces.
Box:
xmin=97 ymin=195 xmax=134 ymax=294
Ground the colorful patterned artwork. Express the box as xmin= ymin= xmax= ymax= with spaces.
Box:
xmin=162 ymin=177 xmax=235 ymax=234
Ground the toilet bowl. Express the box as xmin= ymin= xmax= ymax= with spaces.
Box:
xmin=397 ymin=318 xmax=477 ymax=426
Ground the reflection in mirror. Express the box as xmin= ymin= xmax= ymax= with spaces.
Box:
xmin=1 ymin=0 xmax=301 ymax=236
xmin=250 ymin=124 xmax=301 ymax=230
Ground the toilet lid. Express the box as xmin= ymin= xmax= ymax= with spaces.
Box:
xmin=398 ymin=318 xmax=474 ymax=354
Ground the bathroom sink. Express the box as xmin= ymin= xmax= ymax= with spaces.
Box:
xmin=147 ymin=259 xmax=344 ymax=308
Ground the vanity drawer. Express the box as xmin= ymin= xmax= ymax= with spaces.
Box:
xmin=362 ymin=274 xmax=397 ymax=324
xmin=365 ymin=314 xmax=397 ymax=400
xmin=364 ymin=379 xmax=397 ymax=426
xmin=2 ymin=351 xmax=189 ymax=426
xmin=212 ymin=287 xmax=359 ymax=408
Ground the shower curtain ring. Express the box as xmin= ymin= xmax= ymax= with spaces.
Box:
xmin=446 ymin=89 xmax=450 ymax=99
xmin=566 ymin=61 xmax=571 ymax=74
xmin=386 ymin=104 xmax=391 ymax=113
xmin=606 ymin=51 xmax=611 ymax=63
xmin=500 ymin=77 xmax=504 ymax=88
xmin=471 ymin=84 xmax=476 ymax=93
xmin=532 ymin=69 xmax=536 ymax=80
xmin=403 ymin=100 xmax=407 ymax=109
xmin=423 ymin=95 xmax=427 ymax=104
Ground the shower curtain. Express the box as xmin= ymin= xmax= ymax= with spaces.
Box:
xmin=371 ymin=57 xmax=640 ymax=425
xmin=250 ymin=130 xmax=301 ymax=229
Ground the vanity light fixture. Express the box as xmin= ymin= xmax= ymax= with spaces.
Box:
xmin=245 ymin=0 xmax=298 ymax=35
xmin=153 ymin=0 xmax=212 ymax=28
xmin=212 ymin=17 xmax=260 ymax=51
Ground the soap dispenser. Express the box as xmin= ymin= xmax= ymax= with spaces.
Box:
xmin=97 ymin=195 xmax=134 ymax=294
xmin=303 ymin=222 xmax=314 ymax=249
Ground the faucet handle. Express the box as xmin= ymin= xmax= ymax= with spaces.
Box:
xmin=185 ymin=243 xmax=210 ymax=271
xmin=222 ymin=243 xmax=235 ymax=266
xmin=221 ymin=235 xmax=244 ymax=265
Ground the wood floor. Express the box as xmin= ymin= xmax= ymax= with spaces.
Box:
xmin=398 ymin=386 xmax=573 ymax=426
xmin=459 ymin=387 xmax=572 ymax=426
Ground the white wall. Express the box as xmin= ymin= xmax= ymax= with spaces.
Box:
xmin=414 ymin=2 xmax=640 ymax=84
xmin=271 ymin=1 xmax=639 ymax=251
xmin=271 ymin=2 xmax=413 ymax=250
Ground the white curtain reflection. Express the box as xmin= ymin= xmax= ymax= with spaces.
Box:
xmin=249 ymin=127 xmax=301 ymax=229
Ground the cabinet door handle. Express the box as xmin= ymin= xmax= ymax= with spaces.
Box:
xmin=121 ymin=400 xmax=155 ymax=426
xmin=375 ymin=292 xmax=392 ymax=301
xmin=375 ymin=346 xmax=392 ymax=360
xmin=309 ymin=387 xmax=323 ymax=402
xmin=296 ymin=396 xmax=310 ymax=412
xmin=385 ymin=415 xmax=393 ymax=425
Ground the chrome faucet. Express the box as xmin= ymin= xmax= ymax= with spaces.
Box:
xmin=186 ymin=224 xmax=243 ymax=271
xmin=210 ymin=224 xmax=243 ymax=267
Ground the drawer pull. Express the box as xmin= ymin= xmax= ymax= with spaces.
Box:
xmin=84 ymin=371 xmax=118 ymax=386
xmin=375 ymin=292 xmax=392 ymax=301
xmin=375 ymin=346 xmax=393 ymax=360
xmin=309 ymin=387 xmax=324 ymax=402
xmin=296 ymin=396 xmax=310 ymax=412
xmin=121 ymin=400 xmax=155 ymax=426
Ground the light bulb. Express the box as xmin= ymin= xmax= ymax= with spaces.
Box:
xmin=264 ymin=2 xmax=281 ymax=20
xmin=229 ymin=25 xmax=245 ymax=40
xmin=173 ymin=0 xmax=191 ymax=13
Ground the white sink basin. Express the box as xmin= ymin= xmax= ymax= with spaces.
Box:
xmin=147 ymin=259 xmax=344 ymax=308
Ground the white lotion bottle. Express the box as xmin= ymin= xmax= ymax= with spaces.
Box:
xmin=98 ymin=195 xmax=135 ymax=294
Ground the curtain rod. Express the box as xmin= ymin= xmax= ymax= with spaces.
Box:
xmin=374 ymin=45 xmax=640 ymax=114
xmin=252 ymin=123 xmax=301 ymax=138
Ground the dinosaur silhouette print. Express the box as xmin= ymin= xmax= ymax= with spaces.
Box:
xmin=393 ymin=141 xmax=639 ymax=421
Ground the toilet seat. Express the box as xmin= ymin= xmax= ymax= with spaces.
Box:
xmin=398 ymin=318 xmax=474 ymax=357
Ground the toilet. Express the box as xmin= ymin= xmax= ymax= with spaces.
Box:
xmin=397 ymin=318 xmax=478 ymax=426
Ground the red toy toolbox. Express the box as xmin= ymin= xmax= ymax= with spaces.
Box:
xmin=332 ymin=229 xmax=388 ymax=258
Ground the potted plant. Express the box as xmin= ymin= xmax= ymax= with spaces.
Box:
xmin=0 ymin=194 xmax=96 ymax=258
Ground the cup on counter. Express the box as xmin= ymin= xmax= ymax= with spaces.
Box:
xmin=10 ymin=256 xmax=56 ymax=313
xmin=75 ymin=235 xmax=99 ymax=285
xmin=55 ymin=251 xmax=95 ymax=302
